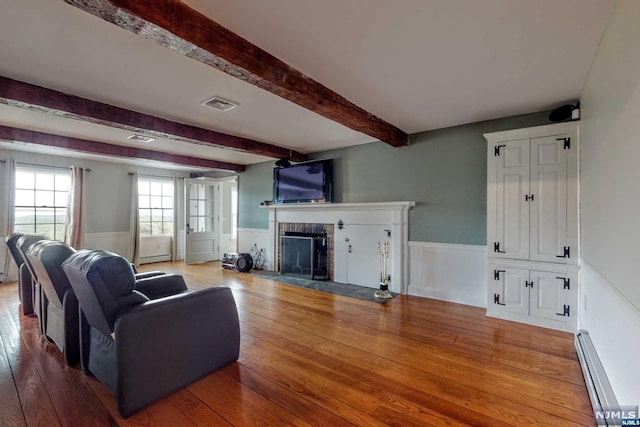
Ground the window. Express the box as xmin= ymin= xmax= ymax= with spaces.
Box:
xmin=138 ymin=178 xmax=174 ymax=236
xmin=14 ymin=165 xmax=70 ymax=240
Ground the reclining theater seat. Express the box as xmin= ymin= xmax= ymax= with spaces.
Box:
xmin=26 ymin=240 xmax=80 ymax=366
xmin=4 ymin=232 xmax=32 ymax=314
xmin=62 ymin=249 xmax=241 ymax=417
xmin=16 ymin=234 xmax=47 ymax=322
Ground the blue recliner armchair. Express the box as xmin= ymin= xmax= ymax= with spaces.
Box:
xmin=62 ymin=249 xmax=241 ymax=417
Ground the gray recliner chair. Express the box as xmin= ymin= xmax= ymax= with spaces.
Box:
xmin=16 ymin=234 xmax=47 ymax=325
xmin=62 ymin=249 xmax=241 ymax=417
xmin=25 ymin=240 xmax=80 ymax=366
xmin=5 ymin=232 xmax=33 ymax=314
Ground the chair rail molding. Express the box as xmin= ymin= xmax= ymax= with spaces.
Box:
xmin=83 ymin=232 xmax=131 ymax=258
xmin=579 ymin=258 xmax=640 ymax=405
xmin=408 ymin=241 xmax=487 ymax=307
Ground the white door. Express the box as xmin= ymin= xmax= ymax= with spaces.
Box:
xmin=185 ymin=179 xmax=218 ymax=264
xmin=492 ymin=139 xmax=530 ymax=260
xmin=218 ymin=178 xmax=238 ymax=257
xmin=530 ymin=270 xmax=570 ymax=323
xmin=529 ymin=135 xmax=568 ymax=263
xmin=345 ymin=225 xmax=390 ymax=289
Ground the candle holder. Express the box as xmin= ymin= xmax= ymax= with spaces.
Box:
xmin=375 ymin=240 xmax=393 ymax=299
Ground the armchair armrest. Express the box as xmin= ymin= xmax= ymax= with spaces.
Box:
xmin=134 ymin=271 xmax=166 ymax=280
xmin=134 ymin=274 xmax=188 ymax=300
xmin=114 ymin=286 xmax=240 ymax=417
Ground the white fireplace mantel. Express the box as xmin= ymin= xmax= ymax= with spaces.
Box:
xmin=264 ymin=201 xmax=415 ymax=293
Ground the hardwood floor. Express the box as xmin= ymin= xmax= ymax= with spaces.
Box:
xmin=0 ymin=261 xmax=594 ymax=426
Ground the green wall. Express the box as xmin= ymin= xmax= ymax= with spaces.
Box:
xmin=238 ymin=161 xmax=274 ymax=231
xmin=238 ymin=111 xmax=552 ymax=245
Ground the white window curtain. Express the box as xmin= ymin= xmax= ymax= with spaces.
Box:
xmin=64 ymin=166 xmax=84 ymax=248
xmin=129 ymin=172 xmax=140 ymax=266
xmin=2 ymin=159 xmax=18 ymax=282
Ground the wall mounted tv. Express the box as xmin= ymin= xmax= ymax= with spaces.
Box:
xmin=273 ymin=159 xmax=333 ymax=204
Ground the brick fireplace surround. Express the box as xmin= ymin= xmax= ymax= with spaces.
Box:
xmin=277 ymin=222 xmax=334 ymax=280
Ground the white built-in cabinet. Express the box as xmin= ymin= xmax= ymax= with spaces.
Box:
xmin=485 ymin=122 xmax=579 ymax=332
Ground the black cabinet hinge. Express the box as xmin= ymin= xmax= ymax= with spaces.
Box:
xmin=493 ymin=242 xmax=505 ymax=253
xmin=494 ymin=144 xmax=506 ymax=156
xmin=493 ymin=269 xmax=505 ymax=280
xmin=556 ymin=137 xmax=571 ymax=150
xmin=556 ymin=246 xmax=570 ymax=258
xmin=525 ymin=281 xmax=534 ymax=288
xmin=556 ymin=277 xmax=570 ymax=290
xmin=556 ymin=305 xmax=570 ymax=317
xmin=525 ymin=194 xmax=535 ymax=201
xmin=493 ymin=293 xmax=506 ymax=305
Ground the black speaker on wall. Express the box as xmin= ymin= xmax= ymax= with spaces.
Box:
xmin=549 ymin=102 xmax=580 ymax=122
xmin=234 ymin=253 xmax=254 ymax=273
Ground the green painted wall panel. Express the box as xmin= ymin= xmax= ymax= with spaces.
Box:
xmin=239 ymin=111 xmax=552 ymax=244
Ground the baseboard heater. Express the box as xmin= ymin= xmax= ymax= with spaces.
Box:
xmin=575 ymin=330 xmax=618 ymax=425
xmin=140 ymin=254 xmax=171 ymax=264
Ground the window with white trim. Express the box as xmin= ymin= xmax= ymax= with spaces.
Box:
xmin=14 ymin=165 xmax=70 ymax=240
xmin=138 ymin=178 xmax=174 ymax=236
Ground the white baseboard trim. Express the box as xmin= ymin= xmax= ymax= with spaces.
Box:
xmin=408 ymin=241 xmax=487 ymax=307
xmin=140 ymin=255 xmax=171 ymax=264
xmin=580 ymin=258 xmax=640 ymax=405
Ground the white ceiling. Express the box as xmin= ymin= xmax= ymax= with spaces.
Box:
xmin=0 ymin=0 xmax=617 ymax=171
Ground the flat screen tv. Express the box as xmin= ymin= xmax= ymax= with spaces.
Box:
xmin=273 ymin=159 xmax=333 ymax=204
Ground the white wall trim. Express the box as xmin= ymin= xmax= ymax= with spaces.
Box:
xmin=409 ymin=241 xmax=487 ymax=253
xmin=582 ymin=258 xmax=640 ymax=319
xmin=408 ymin=241 xmax=487 ymax=307
xmin=580 ymin=257 xmax=640 ymax=405
xmin=83 ymin=231 xmax=131 ymax=259
xmin=237 ymin=227 xmax=269 ymax=234
xmin=238 ymin=227 xmax=271 ymax=271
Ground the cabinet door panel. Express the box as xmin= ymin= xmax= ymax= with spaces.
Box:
xmin=503 ymin=268 xmax=529 ymax=315
xmin=491 ymin=266 xmax=529 ymax=315
xmin=346 ymin=225 xmax=390 ymax=289
xmin=530 ymin=136 xmax=568 ymax=262
xmin=494 ymin=139 xmax=530 ymax=260
xmin=530 ymin=270 xmax=568 ymax=322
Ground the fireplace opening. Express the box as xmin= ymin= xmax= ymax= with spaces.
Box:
xmin=280 ymin=231 xmax=329 ymax=280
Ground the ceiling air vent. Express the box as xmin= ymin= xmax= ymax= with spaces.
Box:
xmin=202 ymin=96 xmax=238 ymax=112
xmin=127 ymin=134 xmax=155 ymax=143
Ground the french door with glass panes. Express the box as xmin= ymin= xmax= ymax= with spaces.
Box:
xmin=184 ymin=179 xmax=218 ymax=264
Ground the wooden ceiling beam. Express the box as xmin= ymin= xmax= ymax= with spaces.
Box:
xmin=0 ymin=125 xmax=245 ymax=172
xmin=63 ymin=0 xmax=409 ymax=148
xmin=0 ymin=76 xmax=307 ymax=162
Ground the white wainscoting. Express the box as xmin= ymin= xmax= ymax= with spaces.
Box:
xmin=579 ymin=259 xmax=640 ymax=406
xmin=139 ymin=235 xmax=172 ymax=264
xmin=83 ymin=232 xmax=131 ymax=259
xmin=238 ymin=228 xmax=271 ymax=271
xmin=408 ymin=241 xmax=487 ymax=307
